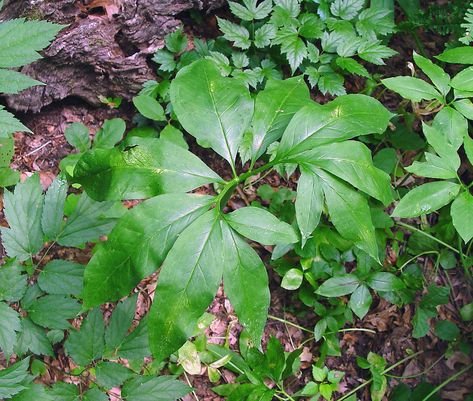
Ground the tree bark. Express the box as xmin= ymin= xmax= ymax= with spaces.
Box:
xmin=0 ymin=0 xmax=223 ymax=112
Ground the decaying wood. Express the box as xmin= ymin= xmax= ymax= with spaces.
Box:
xmin=0 ymin=0 xmax=224 ymax=112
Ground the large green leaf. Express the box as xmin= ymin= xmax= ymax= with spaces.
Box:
xmin=95 ymin=361 xmax=133 ymax=389
xmin=225 ymin=206 xmax=298 ymax=245
xmin=293 ymin=141 xmax=393 ymax=205
xmin=11 ymin=383 xmax=53 ymax=401
xmin=392 ymin=182 xmax=461 ymax=218
xmin=241 ymin=76 xmax=310 ymax=163
xmin=1 ymin=174 xmax=44 ymax=261
xmin=0 ymin=357 xmax=30 ymax=399
xmin=436 ymin=46 xmax=473 ymax=64
xmin=75 ymin=138 xmax=222 ymax=201
xmin=221 ymin=224 xmax=270 ymax=346
xmin=421 ymin=123 xmax=460 ymax=171
xmin=295 ymin=166 xmax=324 ymax=246
xmin=65 ymin=308 xmax=105 ymax=366
xmin=276 ymin=95 xmax=392 ymax=159
xmin=382 ymin=76 xmax=442 ymax=102
xmin=170 ymin=59 xmax=254 ymax=169
xmin=83 ymin=194 xmax=212 ymax=307
xmin=0 ymin=19 xmax=62 ymax=68
xmin=149 ymin=211 xmax=224 ymax=361
xmin=317 ymin=169 xmax=378 ymax=260
xmin=451 ymin=191 xmax=473 ymax=243
xmin=116 ymin=316 xmax=150 ymax=360
xmin=0 ymin=301 xmax=21 ymax=358
xmin=349 ymin=284 xmax=372 ymax=319
xmin=121 ymin=376 xmax=191 ymax=401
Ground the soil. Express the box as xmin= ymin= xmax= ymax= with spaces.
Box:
xmin=0 ymin=3 xmax=472 ymax=401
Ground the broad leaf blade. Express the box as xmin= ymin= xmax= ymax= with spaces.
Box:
xmin=83 ymin=194 xmax=212 ymax=307
xmin=451 ymin=191 xmax=473 ymax=243
xmin=225 ymin=206 xmax=298 ymax=245
xmin=222 ymin=224 xmax=270 ymax=347
xmin=170 ymin=59 xmax=254 ymax=168
xmin=75 ymin=138 xmax=222 ymax=201
xmin=276 ymin=95 xmax=392 ymax=159
xmin=0 ymin=302 xmax=21 ymax=358
xmin=242 ymin=76 xmax=310 ymax=163
xmin=317 ymin=169 xmax=378 ymax=260
xmin=37 ymin=260 xmax=84 ymax=297
xmin=41 ymin=175 xmax=68 ymax=241
xmin=294 ymin=141 xmax=393 ymax=205
xmin=64 ymin=308 xmax=105 ymax=366
xmin=149 ymin=211 xmax=224 ymax=361
xmin=392 ymin=182 xmax=460 ymax=218
xmin=295 ymin=166 xmax=324 ymax=246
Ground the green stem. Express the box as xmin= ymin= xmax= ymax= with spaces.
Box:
xmin=396 ymin=222 xmax=466 ymax=257
xmin=421 ymin=364 xmax=473 ymax=401
xmin=336 ymin=351 xmax=423 ymax=401
xmin=267 ymin=314 xmax=313 ymax=334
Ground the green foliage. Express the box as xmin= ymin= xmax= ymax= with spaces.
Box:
xmin=211 ymin=336 xmax=301 ymax=400
xmin=383 ymin=50 xmax=473 ymax=243
xmin=74 ymin=59 xmax=394 ymax=363
xmin=152 ymin=0 xmax=396 ymax=95
xmin=0 ymin=19 xmax=62 ymax=137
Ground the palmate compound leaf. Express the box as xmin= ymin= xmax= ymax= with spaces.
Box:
xmin=149 ymin=210 xmax=271 ymax=360
xmin=240 ymin=76 xmax=311 ymax=164
xmin=275 ymin=94 xmax=392 ymax=160
xmin=83 ymin=194 xmax=213 ymax=307
xmin=75 ymin=137 xmax=222 ymax=201
xmin=170 ymin=59 xmax=254 ymax=171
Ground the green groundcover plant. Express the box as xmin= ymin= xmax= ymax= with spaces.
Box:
xmin=153 ymin=0 xmax=396 ymax=95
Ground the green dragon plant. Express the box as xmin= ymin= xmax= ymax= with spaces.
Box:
xmin=74 ymin=58 xmax=393 ymax=361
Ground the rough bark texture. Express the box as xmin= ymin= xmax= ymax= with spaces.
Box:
xmin=0 ymin=0 xmax=224 ymax=112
